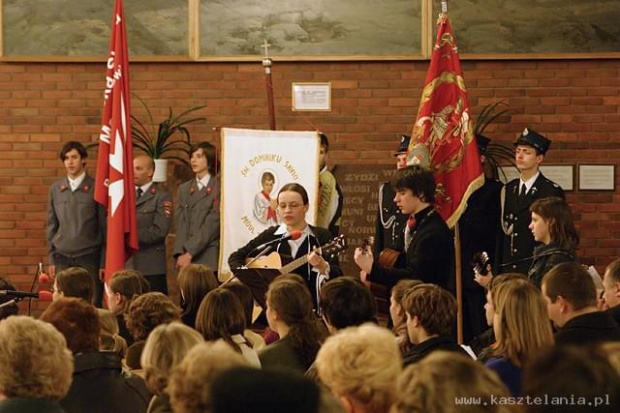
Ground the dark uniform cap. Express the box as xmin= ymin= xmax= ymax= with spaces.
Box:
xmin=513 ymin=127 xmax=551 ymax=155
xmin=476 ymin=134 xmax=491 ymax=155
xmin=395 ymin=134 xmax=411 ymax=156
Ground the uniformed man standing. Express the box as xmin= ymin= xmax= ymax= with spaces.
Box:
xmin=127 ymin=155 xmax=172 ymax=294
xmin=173 ymin=142 xmax=220 ymax=273
xmin=317 ymin=133 xmax=343 ymax=238
xmin=47 ymin=141 xmax=105 ymax=306
xmin=374 ymin=134 xmax=410 ymax=257
xmin=495 ymin=128 xmax=564 ymax=275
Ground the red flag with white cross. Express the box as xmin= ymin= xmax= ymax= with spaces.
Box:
xmin=94 ymin=0 xmax=138 ymax=282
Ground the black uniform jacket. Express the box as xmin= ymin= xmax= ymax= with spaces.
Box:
xmin=367 ymin=206 xmax=453 ymax=290
xmin=496 ymin=173 xmax=564 ymax=275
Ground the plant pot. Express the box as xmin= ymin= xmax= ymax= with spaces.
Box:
xmin=153 ymin=158 xmax=168 ymax=182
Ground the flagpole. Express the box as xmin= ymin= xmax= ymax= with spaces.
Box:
xmin=261 ymin=40 xmax=276 ymax=131
xmin=440 ymin=0 xmax=464 ymax=346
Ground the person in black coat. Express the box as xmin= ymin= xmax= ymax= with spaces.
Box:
xmin=526 ymin=197 xmax=579 ymax=288
xmin=354 ymin=165 xmax=453 ymax=290
xmin=542 ymin=262 xmax=620 ymax=346
xmin=38 ymin=298 xmax=151 ymax=413
xmin=229 ymin=183 xmax=342 ymax=310
xmin=496 ymin=128 xmax=564 ymax=275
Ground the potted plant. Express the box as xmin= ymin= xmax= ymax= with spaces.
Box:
xmin=473 ymin=100 xmax=516 ymax=182
xmin=131 ymin=95 xmax=206 ymax=182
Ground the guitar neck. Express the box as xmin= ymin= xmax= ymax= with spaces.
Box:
xmin=280 ymin=255 xmax=309 ymax=275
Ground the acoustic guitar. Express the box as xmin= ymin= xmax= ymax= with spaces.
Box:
xmin=359 ymin=237 xmax=401 ymax=315
xmin=245 ymin=234 xmax=347 ymax=274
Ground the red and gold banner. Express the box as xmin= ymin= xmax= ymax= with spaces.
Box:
xmin=94 ymin=0 xmax=138 ymax=282
xmin=408 ymin=13 xmax=484 ymax=228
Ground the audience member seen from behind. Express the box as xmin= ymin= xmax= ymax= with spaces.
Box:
xmin=177 ymin=263 xmax=218 ymax=329
xmin=195 ymin=289 xmax=260 ymax=367
xmin=389 ymin=279 xmax=423 ymax=356
xmin=603 ymin=258 xmax=620 ymax=325
xmin=0 ymin=277 xmax=19 ymax=321
xmin=401 ymin=284 xmax=467 ymax=366
xmin=210 ymin=366 xmax=344 ymax=413
xmin=485 ymin=279 xmax=554 ymax=396
xmin=542 ymin=262 xmax=620 ymax=346
xmin=124 ymin=292 xmax=182 ymax=370
xmin=319 ymin=276 xmax=377 ymax=335
xmin=168 ymin=341 xmax=249 ymax=413
xmin=39 ymin=298 xmax=150 ymax=413
xmin=220 ymin=281 xmax=266 ymax=351
xmin=523 ymin=345 xmax=620 ymax=413
xmin=141 ymin=322 xmax=204 ymax=413
xmin=316 ymin=324 xmax=402 ymax=413
xmin=106 ymin=270 xmax=150 ymax=346
xmin=97 ymin=308 xmax=128 ymax=359
xmin=260 ymin=277 xmax=327 ymax=373
xmin=53 ymin=266 xmax=95 ymax=304
xmin=0 ymin=316 xmax=73 ymax=413
xmin=393 ymin=351 xmax=518 ymax=413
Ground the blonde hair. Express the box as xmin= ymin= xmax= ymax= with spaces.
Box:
xmin=392 ymin=351 xmax=517 ymax=413
xmin=492 ymin=279 xmax=554 ymax=368
xmin=97 ymin=308 xmax=127 ymax=358
xmin=168 ymin=341 xmax=249 ymax=413
xmin=0 ymin=316 xmax=73 ymax=400
xmin=316 ymin=323 xmax=401 ymax=413
xmin=141 ymin=322 xmax=204 ymax=395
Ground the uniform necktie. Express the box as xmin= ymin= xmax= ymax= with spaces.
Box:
xmin=136 ymin=187 xmax=143 ymax=198
xmin=519 ymin=183 xmax=527 ymax=202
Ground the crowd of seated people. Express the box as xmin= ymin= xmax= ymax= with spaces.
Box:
xmin=1 ymin=251 xmax=620 ymax=413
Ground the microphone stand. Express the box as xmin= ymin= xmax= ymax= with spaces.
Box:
xmin=243 ymin=244 xmax=275 ymax=269
xmin=0 ymin=297 xmax=21 ymax=309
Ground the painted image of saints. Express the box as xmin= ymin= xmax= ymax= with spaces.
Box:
xmin=253 ymin=171 xmax=278 ymax=226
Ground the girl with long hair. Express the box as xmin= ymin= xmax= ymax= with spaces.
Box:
xmin=485 ymin=279 xmax=554 ymax=396
xmin=260 ymin=277 xmax=327 ymax=373
xmin=105 ymin=270 xmax=150 ymax=346
xmin=195 ymin=289 xmax=260 ymax=367
xmin=527 ymin=196 xmax=579 ymax=287
xmin=177 ymin=264 xmax=218 ymax=329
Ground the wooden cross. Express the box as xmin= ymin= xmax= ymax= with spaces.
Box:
xmin=261 ymin=40 xmax=271 ymax=59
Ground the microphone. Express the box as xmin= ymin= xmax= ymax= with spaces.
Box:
xmin=0 ymin=290 xmax=53 ymax=301
xmin=251 ymin=231 xmax=303 ymax=252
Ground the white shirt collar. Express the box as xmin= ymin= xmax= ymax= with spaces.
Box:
xmin=520 ymin=171 xmax=540 ymax=193
xmin=137 ymin=181 xmax=153 ymax=194
xmin=68 ymin=172 xmax=86 ymax=192
xmin=197 ymin=174 xmax=211 ymax=189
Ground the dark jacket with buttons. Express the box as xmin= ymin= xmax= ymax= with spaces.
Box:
xmin=496 ymin=173 xmax=564 ymax=275
xmin=368 ymin=206 xmax=453 ymax=290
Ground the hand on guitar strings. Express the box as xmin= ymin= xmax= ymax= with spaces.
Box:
xmin=308 ymin=247 xmax=329 ymax=274
xmin=473 ymin=264 xmax=494 ymax=288
xmin=353 ymin=247 xmax=373 ymax=274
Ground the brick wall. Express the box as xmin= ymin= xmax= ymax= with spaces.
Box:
xmin=0 ymin=59 xmax=618 ymax=294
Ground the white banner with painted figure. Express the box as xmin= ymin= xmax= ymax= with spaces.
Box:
xmin=219 ymin=127 xmax=320 ymax=278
